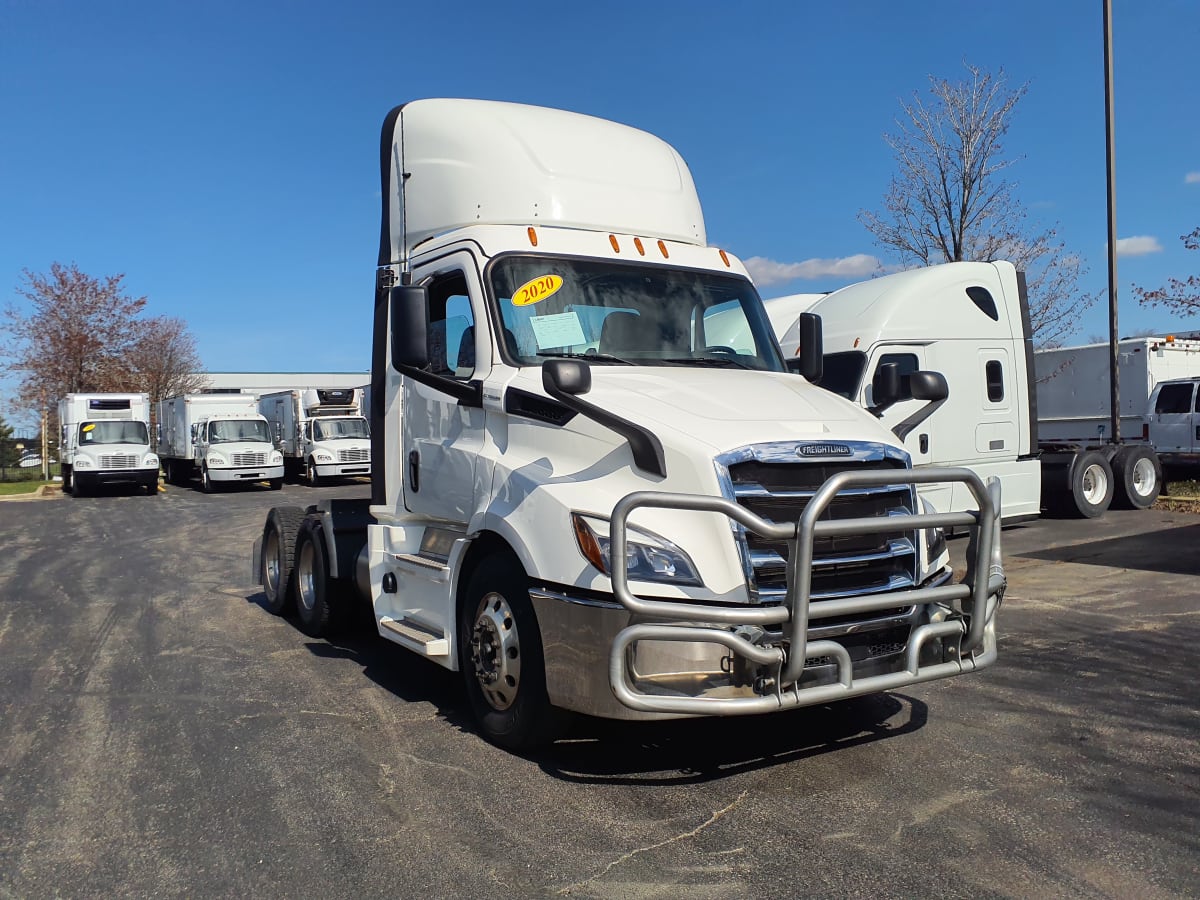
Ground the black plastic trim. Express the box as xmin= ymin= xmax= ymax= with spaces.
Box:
xmin=504 ymin=388 xmax=577 ymax=426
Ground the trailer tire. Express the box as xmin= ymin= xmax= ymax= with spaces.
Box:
xmin=458 ymin=553 xmax=562 ymax=750
xmin=294 ymin=517 xmax=340 ymax=637
xmin=1112 ymin=445 xmax=1161 ymax=510
xmin=1067 ymin=451 xmax=1114 ymax=518
xmin=261 ymin=506 xmax=306 ymax=615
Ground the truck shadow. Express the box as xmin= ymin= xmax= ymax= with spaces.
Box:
xmin=1014 ymin=523 xmax=1200 ymax=576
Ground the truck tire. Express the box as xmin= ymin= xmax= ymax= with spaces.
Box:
xmin=269 ymin=477 xmax=284 ymax=491
xmin=63 ymin=465 xmax=73 ymax=494
xmin=458 ymin=553 xmax=562 ymax=750
xmin=201 ymin=465 xmax=216 ymax=493
xmin=293 ymin=517 xmax=340 ymax=636
xmin=1068 ymin=451 xmax=1114 ymax=518
xmin=261 ymin=506 xmax=306 ymax=615
xmin=1112 ymin=445 xmax=1161 ymax=510
xmin=307 ymin=458 xmax=322 ymax=487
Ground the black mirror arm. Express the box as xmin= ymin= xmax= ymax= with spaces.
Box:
xmin=396 ymin=365 xmax=483 ymax=407
xmin=893 ymin=396 xmax=948 ymax=441
xmin=542 ymin=376 xmax=666 ymax=478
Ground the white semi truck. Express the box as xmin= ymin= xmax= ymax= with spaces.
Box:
xmin=258 ymin=387 xmax=371 ymax=484
xmin=58 ymin=392 xmax=160 ymax=496
xmin=768 ymin=269 xmax=1175 ymax=519
xmin=254 ymin=99 xmax=1005 ymax=750
xmin=157 ymin=394 xmax=284 ymax=492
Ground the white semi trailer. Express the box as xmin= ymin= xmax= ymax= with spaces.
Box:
xmin=258 ymin=387 xmax=371 ymax=484
xmin=58 ymin=392 xmax=159 ymax=496
xmin=157 ymin=394 xmax=284 ymax=492
xmin=254 ymin=99 xmax=1005 ymax=750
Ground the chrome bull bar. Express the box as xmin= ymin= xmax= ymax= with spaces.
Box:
xmin=607 ymin=467 xmax=1005 ymax=716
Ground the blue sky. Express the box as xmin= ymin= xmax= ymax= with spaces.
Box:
xmin=1 ymin=0 xmax=1197 ymax=423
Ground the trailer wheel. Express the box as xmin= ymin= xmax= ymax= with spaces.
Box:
xmin=261 ymin=506 xmax=306 ymax=615
xmin=1112 ymin=445 xmax=1161 ymax=510
xmin=458 ymin=553 xmax=562 ymax=750
xmin=1069 ymin=451 xmax=1114 ymax=518
xmin=294 ymin=518 xmax=340 ymax=637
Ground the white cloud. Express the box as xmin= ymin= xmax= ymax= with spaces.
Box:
xmin=1186 ymin=172 xmax=1200 ymax=184
xmin=743 ymin=253 xmax=882 ymax=286
xmin=1114 ymin=236 xmax=1163 ymax=257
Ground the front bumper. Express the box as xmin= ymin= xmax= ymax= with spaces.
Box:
xmin=76 ymin=468 xmax=159 ymax=488
xmin=209 ymin=464 xmax=285 ymax=483
xmin=314 ymin=462 xmax=371 ymax=478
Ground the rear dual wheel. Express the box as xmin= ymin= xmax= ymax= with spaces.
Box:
xmin=261 ymin=507 xmax=306 ymax=615
xmin=1112 ymin=445 xmax=1161 ymax=510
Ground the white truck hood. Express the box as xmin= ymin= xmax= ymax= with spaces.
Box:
xmin=512 ymin=366 xmax=901 ymax=456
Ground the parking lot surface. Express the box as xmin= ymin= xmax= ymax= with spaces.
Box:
xmin=1 ymin=482 xmax=1197 ymax=898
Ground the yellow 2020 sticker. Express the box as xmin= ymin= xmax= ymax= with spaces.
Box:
xmin=82 ymin=423 xmax=96 ymax=432
xmin=513 ymin=274 xmax=563 ymax=307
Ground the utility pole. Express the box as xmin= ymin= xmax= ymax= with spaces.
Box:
xmin=1104 ymin=0 xmax=1121 ymax=444
xmin=41 ymin=394 xmax=49 ymax=482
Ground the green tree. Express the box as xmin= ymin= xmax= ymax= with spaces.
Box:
xmin=0 ymin=414 xmax=18 ymax=478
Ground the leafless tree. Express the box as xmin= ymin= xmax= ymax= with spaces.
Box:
xmin=859 ymin=64 xmax=1096 ymax=347
xmin=1133 ymin=226 xmax=1200 ymax=320
xmin=126 ymin=315 xmax=209 ymax=413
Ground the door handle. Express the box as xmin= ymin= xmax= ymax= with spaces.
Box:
xmin=408 ymin=450 xmax=420 ymax=492
xmin=919 ymin=434 xmax=929 ymax=454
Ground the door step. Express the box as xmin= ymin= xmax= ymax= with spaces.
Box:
xmin=379 ymin=617 xmax=449 ymax=656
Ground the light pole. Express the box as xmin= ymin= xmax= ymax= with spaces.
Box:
xmin=1103 ymin=0 xmax=1120 ymax=444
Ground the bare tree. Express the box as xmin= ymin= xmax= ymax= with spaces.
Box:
xmin=859 ymin=64 xmax=1096 ymax=346
xmin=126 ymin=315 xmax=209 ymax=412
xmin=3 ymin=263 xmax=147 ymax=408
xmin=1133 ymin=226 xmax=1199 ymax=319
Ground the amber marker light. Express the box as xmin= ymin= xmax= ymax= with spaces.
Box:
xmin=572 ymin=514 xmax=608 ymax=574
xmin=657 ymin=240 xmax=669 ymax=258
xmin=633 ymin=237 xmax=645 ymax=256
xmin=719 ymin=249 xmax=730 ymax=267
xmin=609 ymin=234 xmax=621 ymax=253
xmin=527 ymin=226 xmax=538 ymax=247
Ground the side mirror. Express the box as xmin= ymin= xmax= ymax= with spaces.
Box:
xmin=870 ymin=362 xmax=902 ymax=414
xmin=389 ymin=285 xmax=430 ymax=370
xmin=542 ymin=358 xmax=592 ymax=396
xmin=909 ymin=370 xmax=948 ymax=402
xmin=796 ymin=312 xmax=823 ymax=383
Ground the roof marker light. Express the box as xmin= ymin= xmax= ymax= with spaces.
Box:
xmin=657 ymin=240 xmax=669 ymax=258
xmin=719 ymin=249 xmax=730 ymax=267
xmin=609 ymin=234 xmax=621 ymax=253
xmin=527 ymin=227 xmax=538 ymax=247
xmin=633 ymin=237 xmax=645 ymax=256
xmin=853 ymin=337 xmax=860 ymax=348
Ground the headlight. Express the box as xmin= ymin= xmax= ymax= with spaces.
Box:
xmin=270 ymin=452 xmax=283 ymax=464
xmin=207 ymin=454 xmax=227 ymax=467
xmin=920 ymin=497 xmax=947 ymax=563
xmin=73 ymin=456 xmax=93 ymax=468
xmin=143 ymin=454 xmax=159 ymax=467
xmin=571 ymin=513 xmax=701 ymax=586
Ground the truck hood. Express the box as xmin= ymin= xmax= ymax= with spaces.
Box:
xmin=512 ymin=366 xmax=900 ymax=456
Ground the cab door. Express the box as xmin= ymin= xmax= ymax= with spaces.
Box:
xmin=1149 ymin=381 xmax=1196 ymax=456
xmin=401 ymin=252 xmax=487 ymax=524
xmin=862 ymin=345 xmax=933 ymax=466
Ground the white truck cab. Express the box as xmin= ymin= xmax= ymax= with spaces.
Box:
xmin=255 ymin=99 xmax=1005 ymax=750
xmin=58 ymin=393 xmax=159 ymax=496
xmin=157 ymin=394 xmax=284 ymax=492
xmin=259 ymin=388 xmax=371 ymax=484
xmin=1146 ymin=376 xmax=1200 ymax=467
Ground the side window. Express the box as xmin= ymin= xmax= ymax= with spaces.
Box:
xmin=1155 ymin=383 xmax=1193 ymax=414
xmin=427 ymin=272 xmax=476 ymax=380
xmin=303 ymin=421 xmax=312 ymax=441
xmin=875 ymin=352 xmax=919 ymax=401
xmin=986 ymin=360 xmax=1005 ymax=402
xmin=1194 ymin=384 xmax=1200 ymax=413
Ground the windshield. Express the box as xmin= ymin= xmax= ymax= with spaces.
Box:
xmin=313 ymin=417 xmax=370 ymax=441
xmin=208 ymin=419 xmax=270 ymax=444
xmin=79 ymin=420 xmax=149 ymax=446
xmin=489 ymin=256 xmax=785 ymax=371
xmin=819 ymin=351 xmax=868 ymax=400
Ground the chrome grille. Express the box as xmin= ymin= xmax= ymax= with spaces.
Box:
xmin=232 ymin=452 xmax=267 ymax=466
xmin=338 ymin=448 xmax=369 ymax=463
xmin=99 ymin=454 xmax=138 ymax=469
xmin=723 ymin=455 xmax=918 ymax=607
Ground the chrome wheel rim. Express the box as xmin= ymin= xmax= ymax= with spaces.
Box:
xmin=1131 ymin=457 xmax=1157 ymax=498
xmin=264 ymin=529 xmax=281 ymax=596
xmin=1082 ymin=463 xmax=1108 ymax=505
xmin=296 ymin=539 xmax=316 ymax=613
xmin=470 ymin=591 xmax=521 ymax=711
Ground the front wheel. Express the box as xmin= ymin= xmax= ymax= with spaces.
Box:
xmin=458 ymin=553 xmax=562 ymax=750
xmin=201 ymin=465 xmax=216 ymax=493
xmin=307 ymin=458 xmax=322 ymax=487
xmin=268 ymin=477 xmax=283 ymax=491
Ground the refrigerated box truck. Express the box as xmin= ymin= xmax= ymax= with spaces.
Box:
xmin=258 ymin=388 xmax=371 ymax=484
xmin=157 ymin=394 xmax=284 ymax=492
xmin=59 ymin=392 xmax=159 ymax=496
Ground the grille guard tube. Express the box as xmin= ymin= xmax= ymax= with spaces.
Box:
xmin=607 ymin=467 xmax=1004 ymax=715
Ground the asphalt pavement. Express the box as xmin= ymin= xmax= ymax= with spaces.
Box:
xmin=0 ymin=481 xmax=1197 ymax=898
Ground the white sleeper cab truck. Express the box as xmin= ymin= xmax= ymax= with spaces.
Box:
xmin=254 ymin=99 xmax=1005 ymax=750
xmin=765 ymin=263 xmax=1042 ymax=526
xmin=157 ymin=394 xmax=284 ymax=492
xmin=58 ymin=392 xmax=159 ymax=496
xmin=258 ymin=387 xmax=371 ymax=484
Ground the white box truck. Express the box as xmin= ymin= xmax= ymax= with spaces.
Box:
xmin=258 ymin=387 xmax=371 ymax=484
xmin=254 ymin=99 xmax=1005 ymax=750
xmin=157 ymin=394 xmax=284 ymax=492
xmin=58 ymin=392 xmax=159 ymax=496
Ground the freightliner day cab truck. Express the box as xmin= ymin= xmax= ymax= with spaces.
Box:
xmin=254 ymin=99 xmax=1006 ymax=749
xmin=767 ymin=266 xmax=1167 ymax=520
xmin=59 ymin=392 xmax=160 ymax=496
xmin=157 ymin=394 xmax=284 ymax=492
xmin=258 ymin=387 xmax=372 ymax=484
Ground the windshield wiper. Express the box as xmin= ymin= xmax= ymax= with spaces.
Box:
xmin=662 ymin=356 xmax=754 ymax=369
xmin=536 ymin=351 xmax=634 ymax=365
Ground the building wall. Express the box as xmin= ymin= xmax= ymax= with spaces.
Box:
xmin=195 ymin=372 xmax=369 ymax=398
